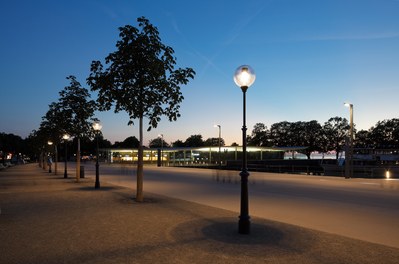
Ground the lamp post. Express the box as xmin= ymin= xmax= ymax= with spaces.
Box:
xmin=214 ymin=124 xmax=221 ymax=168
xmin=158 ymin=134 xmax=164 ymax=166
xmin=63 ymin=134 xmax=70 ymax=178
xmin=92 ymin=121 xmax=102 ymax=189
xmin=234 ymin=65 xmax=256 ymax=234
xmin=47 ymin=141 xmax=53 ymax=173
xmin=344 ymin=103 xmax=354 ymax=179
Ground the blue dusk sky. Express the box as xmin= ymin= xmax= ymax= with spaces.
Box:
xmin=1 ymin=0 xmax=398 ymax=146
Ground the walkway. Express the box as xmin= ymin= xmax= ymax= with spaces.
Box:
xmin=1 ymin=164 xmax=399 ymax=263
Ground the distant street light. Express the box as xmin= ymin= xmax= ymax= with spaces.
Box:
xmin=92 ymin=121 xmax=102 ymax=189
xmin=47 ymin=141 xmax=53 ymax=173
xmin=62 ymin=134 xmax=70 ymax=178
xmin=344 ymin=103 xmax=354 ymax=179
xmin=214 ymin=124 xmax=222 ymax=168
xmin=234 ymin=65 xmax=256 ymax=234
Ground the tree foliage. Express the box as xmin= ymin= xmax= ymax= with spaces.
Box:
xmin=322 ymin=117 xmax=350 ymax=159
xmin=58 ymin=75 xmax=97 ymax=138
xmin=204 ymin=137 xmax=225 ymax=147
xmin=87 ymin=17 xmax=195 ymax=202
xmin=148 ymin=137 xmax=170 ymax=148
xmin=87 ymin=17 xmax=195 ymax=130
xmin=184 ymin=134 xmax=204 ymax=147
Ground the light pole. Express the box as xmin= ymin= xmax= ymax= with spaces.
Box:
xmin=63 ymin=134 xmax=70 ymax=178
xmin=92 ymin=121 xmax=102 ymax=189
xmin=47 ymin=141 xmax=53 ymax=173
xmin=234 ymin=65 xmax=256 ymax=234
xmin=158 ymin=134 xmax=164 ymax=166
xmin=344 ymin=103 xmax=354 ymax=179
xmin=214 ymin=124 xmax=221 ymax=168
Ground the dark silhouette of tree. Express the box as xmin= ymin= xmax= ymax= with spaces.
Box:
xmin=293 ymin=120 xmax=323 ymax=159
xmin=270 ymin=121 xmax=293 ymax=147
xmin=148 ymin=137 xmax=170 ymax=148
xmin=0 ymin=133 xmax=24 ymax=164
xmin=57 ymin=75 xmax=97 ymax=180
xmin=354 ymin=130 xmax=372 ymax=148
xmin=369 ymin=118 xmax=399 ymax=148
xmin=322 ymin=117 xmax=350 ymax=159
xmin=171 ymin=139 xmax=185 ymax=147
xmin=248 ymin=123 xmax=270 ymax=146
xmin=113 ymin=136 xmax=140 ymax=148
xmin=204 ymin=137 xmax=225 ymax=147
xmin=87 ymin=17 xmax=195 ymax=202
xmin=184 ymin=135 xmax=204 ymax=147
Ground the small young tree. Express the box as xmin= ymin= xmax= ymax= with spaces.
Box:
xmin=58 ymin=75 xmax=97 ymax=181
xmin=87 ymin=17 xmax=195 ymax=201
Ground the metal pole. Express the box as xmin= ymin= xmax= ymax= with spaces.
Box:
xmin=349 ymin=105 xmax=354 ymax=178
xmin=64 ymin=140 xmax=68 ymax=178
xmin=218 ymin=125 xmax=221 ymax=168
xmin=239 ymin=86 xmax=250 ymax=234
xmin=161 ymin=135 xmax=163 ymax=167
xmin=95 ymin=135 xmax=100 ymax=188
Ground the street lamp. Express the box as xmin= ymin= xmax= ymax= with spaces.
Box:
xmin=92 ymin=121 xmax=102 ymax=189
xmin=214 ymin=124 xmax=221 ymax=168
xmin=344 ymin=103 xmax=354 ymax=179
xmin=62 ymin=134 xmax=70 ymax=178
xmin=158 ymin=134 xmax=164 ymax=167
xmin=234 ymin=65 xmax=256 ymax=234
xmin=47 ymin=141 xmax=53 ymax=173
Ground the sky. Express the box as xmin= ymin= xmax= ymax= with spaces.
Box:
xmin=1 ymin=0 xmax=398 ymax=146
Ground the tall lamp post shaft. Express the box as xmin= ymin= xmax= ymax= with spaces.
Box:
xmin=92 ymin=121 xmax=102 ymax=189
xmin=95 ymin=136 xmax=100 ymax=188
xmin=239 ymin=87 xmax=250 ymax=234
xmin=234 ymin=65 xmax=255 ymax=235
xmin=63 ymin=134 xmax=70 ymax=179
xmin=64 ymin=141 xmax=68 ymax=178
xmin=344 ymin=103 xmax=354 ymax=179
xmin=349 ymin=105 xmax=354 ymax=179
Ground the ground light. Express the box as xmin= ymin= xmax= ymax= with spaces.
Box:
xmin=234 ymin=65 xmax=256 ymax=234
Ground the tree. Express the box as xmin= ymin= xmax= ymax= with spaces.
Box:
xmin=87 ymin=17 xmax=195 ymax=202
xmin=171 ymin=139 xmax=185 ymax=147
xmin=184 ymin=135 xmax=204 ymax=147
xmin=0 ymin=133 xmax=24 ymax=164
xmin=369 ymin=118 xmax=399 ymax=148
xmin=58 ymin=75 xmax=97 ymax=181
xmin=248 ymin=123 xmax=270 ymax=146
xmin=293 ymin=120 xmax=323 ymax=159
xmin=269 ymin=121 xmax=293 ymax=147
xmin=113 ymin=136 xmax=140 ymax=148
xmin=355 ymin=130 xmax=372 ymax=148
xmin=204 ymin=137 xmax=225 ymax=147
xmin=148 ymin=137 xmax=170 ymax=148
xmin=322 ymin=117 xmax=350 ymax=159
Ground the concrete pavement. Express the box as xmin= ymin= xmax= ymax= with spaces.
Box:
xmin=1 ymin=163 xmax=399 ymax=264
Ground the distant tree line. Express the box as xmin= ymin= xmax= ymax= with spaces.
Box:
xmin=247 ymin=117 xmax=399 ymax=159
xmin=2 ymin=117 xmax=398 ymax=163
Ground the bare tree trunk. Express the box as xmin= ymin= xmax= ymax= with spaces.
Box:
xmin=136 ymin=116 xmax=144 ymax=202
